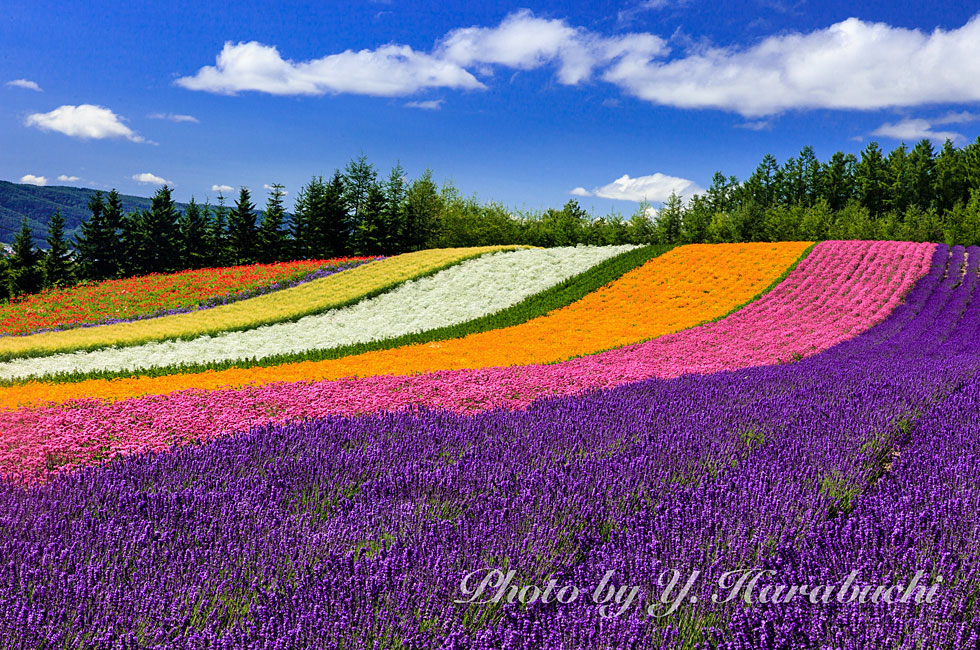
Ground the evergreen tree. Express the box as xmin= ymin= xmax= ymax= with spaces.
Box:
xmin=0 ymin=256 xmax=9 ymax=303
xmin=208 ymin=194 xmax=231 ymax=266
xmin=102 ymin=189 xmax=124 ymax=275
xmin=655 ymin=192 xmax=684 ymax=244
xmin=320 ymin=171 xmax=351 ymax=256
xmin=745 ymin=154 xmax=779 ymax=209
xmin=8 ymin=218 xmax=44 ymax=297
xmin=178 ymin=198 xmax=210 ymax=269
xmin=141 ymin=185 xmax=180 ymax=274
xmin=257 ymin=184 xmax=288 ymax=263
xmin=934 ymin=139 xmax=967 ymax=214
xmin=680 ymin=194 xmax=712 ymax=243
xmin=908 ymin=139 xmax=936 ymax=209
xmin=855 ymin=142 xmax=888 ymax=216
xmin=821 ymin=151 xmax=857 ymax=211
xmin=43 ymin=210 xmax=74 ymax=288
xmin=291 ymin=177 xmax=325 ymax=259
xmin=886 ymin=143 xmax=914 ymax=215
xmin=117 ymin=209 xmax=144 ymax=277
xmin=381 ymin=164 xmax=408 ymax=253
xmin=354 ymin=182 xmax=388 ymax=255
xmin=343 ymin=154 xmax=378 ymax=236
xmin=798 ymin=146 xmax=822 ymax=206
xmin=227 ymin=187 xmax=257 ymax=265
xmin=75 ymin=191 xmax=119 ymax=281
xmin=404 ymin=169 xmax=440 ymax=251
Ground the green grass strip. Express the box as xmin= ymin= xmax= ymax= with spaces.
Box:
xmin=9 ymin=244 xmax=673 ymax=386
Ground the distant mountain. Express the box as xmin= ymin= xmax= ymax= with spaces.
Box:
xmin=0 ymin=180 xmax=271 ymax=248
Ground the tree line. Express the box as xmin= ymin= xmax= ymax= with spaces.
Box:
xmin=3 ymin=138 xmax=980 ymax=301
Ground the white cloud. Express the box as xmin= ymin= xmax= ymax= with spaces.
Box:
xmin=569 ymin=187 xmax=592 ymax=197
xmin=404 ymin=99 xmax=444 ymax=110
xmin=589 ymin=173 xmax=703 ymax=202
xmin=57 ymin=174 xmax=81 ymax=182
xmin=148 ymin=112 xmax=199 ymax=123
xmin=133 ymin=172 xmax=171 ymax=186
xmin=212 ymin=184 xmax=234 ymax=192
xmin=6 ymin=79 xmax=42 ymax=92
xmin=604 ymin=14 xmax=980 ymax=116
xmin=437 ymin=9 xmax=666 ymax=86
xmin=25 ymin=104 xmax=146 ymax=142
xmin=735 ymin=119 xmax=772 ymax=131
xmin=175 ymin=41 xmax=484 ymax=96
xmin=263 ymin=184 xmax=288 ymax=195
xmin=932 ymin=111 xmax=980 ymax=125
xmin=172 ymin=12 xmax=980 ymax=117
xmin=871 ymin=111 xmax=980 ymax=143
xmin=19 ymin=174 xmax=47 ymax=186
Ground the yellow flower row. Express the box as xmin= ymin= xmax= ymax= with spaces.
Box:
xmin=0 ymin=242 xmax=811 ymax=409
xmin=0 ymin=247 xmax=515 ymax=359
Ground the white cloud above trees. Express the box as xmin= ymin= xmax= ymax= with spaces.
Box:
xmin=25 ymin=105 xmax=147 ymax=142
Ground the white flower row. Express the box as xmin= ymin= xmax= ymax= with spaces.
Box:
xmin=3 ymin=245 xmax=634 ymax=380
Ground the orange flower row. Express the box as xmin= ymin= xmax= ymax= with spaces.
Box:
xmin=0 ymin=242 xmax=811 ymax=409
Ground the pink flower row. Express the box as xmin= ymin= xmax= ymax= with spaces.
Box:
xmin=0 ymin=240 xmax=936 ymax=480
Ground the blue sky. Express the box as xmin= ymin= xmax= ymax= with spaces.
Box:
xmin=2 ymin=0 xmax=980 ymax=214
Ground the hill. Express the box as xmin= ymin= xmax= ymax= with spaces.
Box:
xmin=0 ymin=180 xmax=269 ymax=247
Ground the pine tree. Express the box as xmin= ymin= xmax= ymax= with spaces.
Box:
xmin=821 ymin=152 xmax=857 ymax=211
xmin=141 ymin=185 xmax=180 ymax=274
xmin=43 ymin=210 xmax=74 ymax=288
xmin=886 ymin=143 xmax=914 ymax=215
xmin=117 ymin=209 xmax=145 ymax=277
xmin=257 ymin=184 xmax=288 ymax=263
xmin=8 ymin=218 xmax=44 ymax=297
xmin=908 ymin=139 xmax=936 ymax=210
xmin=208 ymin=194 xmax=231 ymax=267
xmin=381 ymin=163 xmax=408 ymax=253
xmin=404 ymin=169 xmax=440 ymax=251
xmin=227 ymin=187 xmax=258 ymax=265
xmin=102 ymin=189 xmax=124 ymax=275
xmin=934 ymin=139 xmax=967 ymax=214
xmin=855 ymin=142 xmax=888 ymax=217
xmin=343 ymin=154 xmax=378 ymax=239
xmin=655 ymin=192 xmax=684 ymax=244
xmin=75 ymin=191 xmax=119 ymax=281
xmin=178 ymin=198 xmax=210 ymax=269
xmin=290 ymin=177 xmax=323 ymax=259
xmin=354 ymin=182 xmax=388 ymax=255
xmin=320 ymin=171 xmax=351 ymax=256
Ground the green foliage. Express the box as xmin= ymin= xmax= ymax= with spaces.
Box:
xmin=178 ymin=198 xmax=210 ymax=270
xmin=227 ymin=187 xmax=258 ymax=265
xmin=43 ymin=210 xmax=74 ymax=288
xmin=8 ymin=218 xmax=44 ymax=297
xmin=256 ymin=185 xmax=288 ymax=263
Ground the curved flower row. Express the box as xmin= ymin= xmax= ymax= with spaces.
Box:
xmin=0 ymin=242 xmax=811 ymax=406
xmin=1 ymin=243 xmax=976 ymax=647
xmin=0 ymin=258 xmax=374 ymax=337
xmin=0 ymin=240 xmax=936 ymax=478
xmin=0 ymin=246 xmax=635 ymax=381
xmin=0 ymin=246 xmax=515 ymax=359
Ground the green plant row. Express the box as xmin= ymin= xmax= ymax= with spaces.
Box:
xmin=12 ymin=245 xmax=673 ymax=386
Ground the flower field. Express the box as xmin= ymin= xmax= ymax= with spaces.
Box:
xmin=0 ymin=258 xmax=373 ymax=336
xmin=0 ymin=245 xmax=633 ymax=381
xmin=0 ymin=246 xmax=514 ymax=360
xmin=1 ymin=241 xmax=978 ymax=648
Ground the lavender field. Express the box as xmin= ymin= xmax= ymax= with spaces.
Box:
xmin=1 ymin=244 xmax=977 ymax=648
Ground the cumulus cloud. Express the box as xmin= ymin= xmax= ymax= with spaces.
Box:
xmin=211 ymin=184 xmax=234 ymax=192
xmin=25 ymin=104 xmax=146 ymax=142
xmin=175 ymin=41 xmax=484 ymax=96
xmin=604 ymin=14 xmax=980 ymax=116
xmin=57 ymin=174 xmax=81 ymax=182
xmin=6 ymin=79 xmax=42 ymax=91
xmin=569 ymin=187 xmax=592 ymax=197
xmin=173 ymin=11 xmax=980 ymax=116
xmin=404 ymin=99 xmax=444 ymax=110
xmin=133 ymin=172 xmax=171 ymax=186
xmin=148 ymin=112 xmax=199 ymax=123
xmin=19 ymin=174 xmax=47 ymax=186
xmin=585 ymin=173 xmax=703 ymax=202
xmin=871 ymin=111 xmax=980 ymax=144
xmin=437 ymin=9 xmax=666 ymax=86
